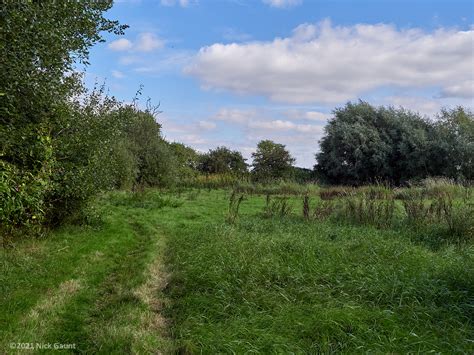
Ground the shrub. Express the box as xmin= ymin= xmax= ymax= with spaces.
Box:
xmin=0 ymin=161 xmax=50 ymax=239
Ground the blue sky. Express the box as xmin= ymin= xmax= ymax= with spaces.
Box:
xmin=85 ymin=0 xmax=474 ymax=168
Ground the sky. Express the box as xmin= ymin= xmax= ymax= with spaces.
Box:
xmin=84 ymin=0 xmax=474 ymax=168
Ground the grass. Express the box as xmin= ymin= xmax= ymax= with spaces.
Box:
xmin=0 ymin=191 xmax=178 ymax=353
xmin=1 ymin=187 xmax=473 ymax=353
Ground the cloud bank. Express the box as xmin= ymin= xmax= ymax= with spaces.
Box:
xmin=185 ymin=20 xmax=473 ymax=104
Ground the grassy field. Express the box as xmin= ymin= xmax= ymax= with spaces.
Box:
xmin=1 ymin=188 xmax=473 ymax=353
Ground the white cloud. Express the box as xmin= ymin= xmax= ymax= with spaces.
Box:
xmin=198 ymin=120 xmax=217 ymax=130
xmin=108 ymin=38 xmax=133 ymax=51
xmin=439 ymin=80 xmax=474 ymax=99
xmin=161 ymin=0 xmax=191 ymax=7
xmin=304 ymin=111 xmax=331 ymax=121
xmin=249 ymin=119 xmax=323 ymax=133
xmin=262 ymin=0 xmax=302 ymax=8
xmin=111 ymin=70 xmax=125 ymax=79
xmin=284 ymin=109 xmax=331 ymax=121
xmin=185 ymin=20 xmax=474 ymax=104
xmin=213 ymin=108 xmax=257 ymax=123
xmin=135 ymin=32 xmax=164 ymax=52
xmin=108 ymin=32 xmax=164 ymax=53
xmin=381 ymin=96 xmax=443 ymax=117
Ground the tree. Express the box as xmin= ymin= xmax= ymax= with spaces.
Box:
xmin=251 ymin=140 xmax=295 ymax=181
xmin=123 ymin=107 xmax=176 ymax=188
xmin=198 ymin=147 xmax=248 ymax=175
xmin=429 ymin=107 xmax=474 ymax=180
xmin=169 ymin=142 xmax=201 ymax=180
xmin=315 ymin=101 xmax=433 ymax=185
xmin=0 ymin=2 xmax=127 ymax=230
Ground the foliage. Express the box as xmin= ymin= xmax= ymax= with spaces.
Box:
xmin=0 ymin=2 xmax=126 ymax=232
xmin=226 ymin=190 xmax=245 ymax=224
xmin=198 ymin=146 xmax=248 ymax=176
xmin=315 ymin=101 xmax=473 ymax=185
xmin=252 ymin=140 xmax=295 ymax=181
xmin=121 ymin=106 xmax=176 ymax=189
xmin=429 ymin=107 xmax=474 ymax=180
xmin=169 ymin=142 xmax=201 ymax=181
xmin=262 ymin=194 xmax=293 ymax=218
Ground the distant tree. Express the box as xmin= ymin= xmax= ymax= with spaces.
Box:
xmin=252 ymin=140 xmax=295 ymax=181
xmin=199 ymin=147 xmax=248 ymax=175
xmin=122 ymin=107 xmax=176 ymax=188
xmin=169 ymin=142 xmax=201 ymax=180
xmin=292 ymin=167 xmax=314 ymax=183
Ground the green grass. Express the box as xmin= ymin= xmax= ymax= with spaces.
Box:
xmin=0 ymin=191 xmax=178 ymax=353
xmin=1 ymin=188 xmax=473 ymax=353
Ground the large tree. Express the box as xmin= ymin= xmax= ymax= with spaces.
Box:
xmin=252 ymin=140 xmax=295 ymax=181
xmin=314 ymin=101 xmax=470 ymax=185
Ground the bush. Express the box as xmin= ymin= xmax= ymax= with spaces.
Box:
xmin=0 ymin=161 xmax=49 ymax=239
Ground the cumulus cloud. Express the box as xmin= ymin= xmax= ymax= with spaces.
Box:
xmin=262 ymin=0 xmax=302 ymax=8
xmin=108 ymin=38 xmax=133 ymax=51
xmin=185 ymin=20 xmax=474 ymax=104
xmin=161 ymin=107 xmax=324 ymax=167
xmin=135 ymin=32 xmax=164 ymax=52
xmin=108 ymin=32 xmax=164 ymax=53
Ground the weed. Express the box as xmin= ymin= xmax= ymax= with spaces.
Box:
xmin=226 ymin=190 xmax=245 ymax=224
xmin=263 ymin=195 xmax=293 ymax=218
xmin=302 ymin=194 xmax=310 ymax=220
xmin=313 ymin=200 xmax=337 ymax=220
xmin=340 ymin=193 xmax=395 ymax=228
xmin=319 ymin=186 xmax=352 ymax=200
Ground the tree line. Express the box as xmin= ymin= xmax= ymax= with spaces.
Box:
xmin=1 ymin=2 xmax=472 ymax=237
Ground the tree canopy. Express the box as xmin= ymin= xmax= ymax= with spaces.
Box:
xmin=315 ymin=101 xmax=473 ymax=185
xmin=198 ymin=146 xmax=248 ymax=175
xmin=252 ymin=140 xmax=295 ymax=181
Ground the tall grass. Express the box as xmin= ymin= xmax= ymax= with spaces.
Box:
xmin=305 ymin=182 xmax=473 ymax=240
xmin=226 ymin=190 xmax=245 ymax=224
xmin=262 ymin=194 xmax=293 ymax=218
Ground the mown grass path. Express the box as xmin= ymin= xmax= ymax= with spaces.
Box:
xmin=1 ymin=189 xmax=473 ymax=353
xmin=0 ymin=192 xmax=174 ymax=353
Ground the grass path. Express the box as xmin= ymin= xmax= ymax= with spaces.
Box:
xmin=0 ymin=192 xmax=174 ymax=353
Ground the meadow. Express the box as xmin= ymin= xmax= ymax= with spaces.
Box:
xmin=1 ymin=181 xmax=473 ymax=353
